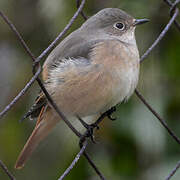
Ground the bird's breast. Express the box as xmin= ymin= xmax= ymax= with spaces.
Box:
xmin=91 ymin=39 xmax=140 ymax=108
xmin=46 ymin=39 xmax=140 ymax=117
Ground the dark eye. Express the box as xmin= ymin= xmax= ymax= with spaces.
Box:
xmin=114 ymin=22 xmax=125 ymax=30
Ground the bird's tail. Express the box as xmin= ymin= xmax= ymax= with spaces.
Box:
xmin=15 ymin=107 xmax=59 ymax=169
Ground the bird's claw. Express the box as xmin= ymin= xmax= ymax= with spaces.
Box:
xmin=77 ymin=116 xmax=99 ymax=145
xmin=105 ymin=106 xmax=117 ymax=121
xmin=107 ymin=114 xmax=116 ymax=121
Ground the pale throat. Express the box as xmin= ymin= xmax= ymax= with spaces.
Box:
xmin=118 ymin=28 xmax=137 ymax=45
xmin=117 ymin=28 xmax=140 ymax=61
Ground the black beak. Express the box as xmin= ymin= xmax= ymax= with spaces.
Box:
xmin=133 ymin=19 xmax=149 ymax=26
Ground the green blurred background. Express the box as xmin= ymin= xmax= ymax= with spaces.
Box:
xmin=0 ymin=0 xmax=180 ymax=179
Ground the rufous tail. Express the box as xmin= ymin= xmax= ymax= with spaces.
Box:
xmin=15 ymin=108 xmax=59 ymax=169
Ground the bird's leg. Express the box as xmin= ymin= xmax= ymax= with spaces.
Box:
xmin=78 ymin=106 xmax=117 ymax=146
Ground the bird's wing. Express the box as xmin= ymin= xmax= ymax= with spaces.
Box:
xmin=42 ymin=28 xmax=108 ymax=79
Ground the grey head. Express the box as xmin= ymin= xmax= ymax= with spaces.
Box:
xmin=80 ymin=8 xmax=148 ymax=44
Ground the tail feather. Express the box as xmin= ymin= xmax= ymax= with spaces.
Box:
xmin=15 ymin=108 xmax=59 ymax=169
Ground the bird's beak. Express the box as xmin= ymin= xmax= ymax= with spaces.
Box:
xmin=133 ymin=19 xmax=149 ymax=26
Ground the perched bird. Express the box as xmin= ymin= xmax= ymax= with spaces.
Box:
xmin=15 ymin=8 xmax=148 ymax=169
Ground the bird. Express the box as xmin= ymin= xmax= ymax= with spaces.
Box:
xmin=15 ymin=8 xmax=149 ymax=169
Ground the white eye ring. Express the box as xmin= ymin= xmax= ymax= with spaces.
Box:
xmin=113 ymin=22 xmax=125 ymax=30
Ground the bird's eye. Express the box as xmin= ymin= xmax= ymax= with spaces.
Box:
xmin=113 ymin=22 xmax=125 ymax=30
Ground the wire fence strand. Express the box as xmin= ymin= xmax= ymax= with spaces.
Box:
xmin=165 ymin=160 xmax=180 ymax=180
xmin=0 ymin=66 xmax=41 ymax=119
xmin=140 ymin=8 xmax=179 ymax=62
xmin=135 ymin=90 xmax=180 ymax=145
xmin=35 ymin=0 xmax=86 ymax=65
xmin=0 ymin=160 xmax=16 ymax=180
xmin=58 ymin=141 xmax=88 ymax=180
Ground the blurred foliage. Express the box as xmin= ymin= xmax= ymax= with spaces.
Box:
xmin=0 ymin=0 xmax=180 ymax=180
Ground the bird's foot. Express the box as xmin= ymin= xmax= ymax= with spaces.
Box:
xmin=77 ymin=116 xmax=99 ymax=146
xmin=78 ymin=106 xmax=117 ymax=147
